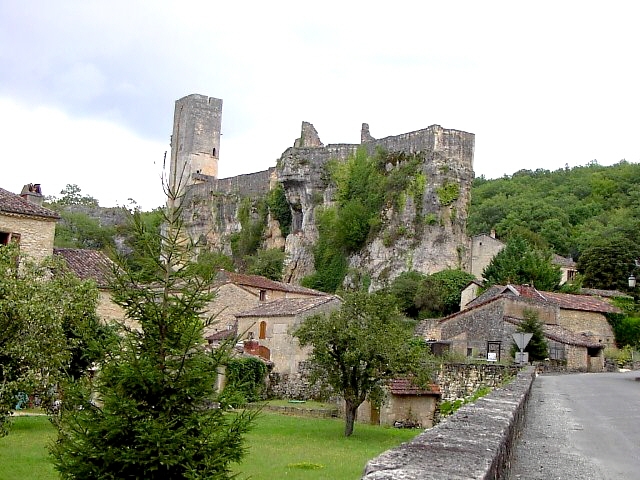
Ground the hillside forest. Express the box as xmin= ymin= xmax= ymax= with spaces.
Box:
xmin=45 ymin=159 xmax=640 ymax=347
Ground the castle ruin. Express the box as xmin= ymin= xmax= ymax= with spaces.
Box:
xmin=168 ymin=93 xmax=475 ymax=289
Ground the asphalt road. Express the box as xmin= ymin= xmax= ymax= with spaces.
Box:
xmin=507 ymin=370 xmax=640 ymax=480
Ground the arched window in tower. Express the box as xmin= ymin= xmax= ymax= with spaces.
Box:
xmin=212 ymin=147 xmax=216 ymax=157
xmin=259 ymin=321 xmax=267 ymax=340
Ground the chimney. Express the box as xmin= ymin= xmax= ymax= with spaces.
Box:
xmin=20 ymin=184 xmax=44 ymax=206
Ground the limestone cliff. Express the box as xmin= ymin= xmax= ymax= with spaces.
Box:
xmin=277 ymin=123 xmax=475 ymax=289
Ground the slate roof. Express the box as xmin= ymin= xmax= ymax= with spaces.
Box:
xmin=0 ymin=187 xmax=60 ymax=220
xmin=54 ymin=248 xmax=114 ymax=288
xmin=388 ymin=378 xmax=441 ymax=396
xmin=235 ymin=295 xmax=339 ymax=318
xmin=206 ymin=327 xmax=237 ymax=342
xmin=216 ymin=270 xmax=325 ymax=296
xmin=504 ymin=316 xmax=604 ymax=348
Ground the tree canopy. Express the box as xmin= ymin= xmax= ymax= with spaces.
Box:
xmin=483 ymin=236 xmax=561 ymax=291
xmin=293 ymin=291 xmax=432 ymax=436
xmin=0 ymin=244 xmax=109 ymax=437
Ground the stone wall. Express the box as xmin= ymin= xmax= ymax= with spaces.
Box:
xmin=0 ymin=214 xmax=57 ymax=263
xmin=362 ymin=367 xmax=536 ymax=480
xmin=557 ymin=310 xmax=615 ymax=346
xmin=435 ymin=363 xmax=519 ymax=402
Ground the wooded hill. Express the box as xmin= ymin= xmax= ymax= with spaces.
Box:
xmin=468 ymin=160 xmax=640 ymax=260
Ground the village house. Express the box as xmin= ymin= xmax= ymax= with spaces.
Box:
xmin=0 ymin=185 xmax=59 ymax=262
xmin=470 ymin=231 xmax=578 ymax=285
xmin=235 ymin=295 xmax=341 ymax=375
xmin=204 ymin=270 xmax=328 ymax=340
xmin=427 ymin=284 xmax=620 ymax=371
xmin=0 ymin=184 xmax=125 ymax=327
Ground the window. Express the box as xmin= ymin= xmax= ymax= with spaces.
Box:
xmin=259 ymin=290 xmax=266 ymax=301
xmin=259 ymin=321 xmax=267 ymax=339
xmin=0 ymin=232 xmax=19 ymax=246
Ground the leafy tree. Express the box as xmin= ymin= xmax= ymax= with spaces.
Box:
xmin=293 ymin=291 xmax=432 ymax=437
xmin=511 ymin=309 xmax=548 ymax=361
xmin=246 ymin=248 xmax=285 ymax=281
xmin=415 ymin=269 xmax=476 ymax=317
xmin=49 ymin=184 xmax=99 ymax=207
xmin=578 ymin=236 xmax=640 ymax=291
xmin=54 ymin=211 xmax=115 ymax=250
xmin=192 ymin=250 xmax=235 ymax=280
xmin=266 ymin=183 xmax=292 ymax=237
xmin=0 ymin=245 xmax=105 ymax=437
xmin=224 ymin=357 xmax=268 ymax=406
xmin=483 ymin=236 xmax=561 ymax=290
xmin=50 ymin=187 xmax=256 ymax=479
xmin=387 ymin=271 xmax=427 ymax=317
xmin=117 ymin=207 xmax=165 ymax=281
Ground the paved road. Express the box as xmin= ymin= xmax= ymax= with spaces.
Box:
xmin=507 ymin=370 xmax=640 ymax=480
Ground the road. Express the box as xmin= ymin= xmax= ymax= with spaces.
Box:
xmin=507 ymin=370 xmax=640 ymax=480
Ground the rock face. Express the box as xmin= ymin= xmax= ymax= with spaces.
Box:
xmin=277 ymin=123 xmax=475 ymax=289
xmin=174 ymin=107 xmax=475 ymax=290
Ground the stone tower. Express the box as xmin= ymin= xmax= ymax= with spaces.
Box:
xmin=169 ymin=94 xmax=222 ymax=196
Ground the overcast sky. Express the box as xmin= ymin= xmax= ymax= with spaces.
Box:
xmin=2 ymin=1 xmax=639 ymax=210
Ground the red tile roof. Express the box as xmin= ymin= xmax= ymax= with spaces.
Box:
xmin=388 ymin=378 xmax=441 ymax=396
xmin=54 ymin=248 xmax=114 ymax=288
xmin=462 ymin=284 xmax=620 ymax=315
xmin=216 ymin=270 xmax=325 ymax=296
xmin=0 ymin=187 xmax=60 ymax=220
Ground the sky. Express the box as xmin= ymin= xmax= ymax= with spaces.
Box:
xmin=1 ymin=1 xmax=639 ymax=210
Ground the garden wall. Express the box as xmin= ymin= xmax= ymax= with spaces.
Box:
xmin=362 ymin=366 xmax=536 ymax=480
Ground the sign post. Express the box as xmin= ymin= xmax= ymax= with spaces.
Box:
xmin=512 ymin=332 xmax=533 ymax=365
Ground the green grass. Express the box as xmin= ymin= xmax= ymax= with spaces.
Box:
xmin=234 ymin=412 xmax=418 ymax=480
xmin=0 ymin=416 xmax=57 ymax=480
xmin=0 ymin=412 xmax=419 ymax=480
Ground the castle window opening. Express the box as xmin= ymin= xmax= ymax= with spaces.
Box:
xmin=212 ymin=148 xmax=216 ymax=156
xmin=259 ymin=289 xmax=266 ymax=301
xmin=0 ymin=232 xmax=10 ymax=245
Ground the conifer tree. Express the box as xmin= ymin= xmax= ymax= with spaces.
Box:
xmin=50 ymin=182 xmax=255 ymax=479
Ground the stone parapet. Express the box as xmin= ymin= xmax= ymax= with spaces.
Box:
xmin=362 ymin=367 xmax=535 ymax=480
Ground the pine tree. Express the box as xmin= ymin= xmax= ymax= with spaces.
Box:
xmin=512 ymin=309 xmax=549 ymax=361
xmin=50 ymin=183 xmax=255 ymax=479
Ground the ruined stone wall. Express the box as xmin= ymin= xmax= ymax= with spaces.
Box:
xmin=278 ymin=124 xmax=475 ymax=287
xmin=169 ymin=94 xmax=222 ymax=196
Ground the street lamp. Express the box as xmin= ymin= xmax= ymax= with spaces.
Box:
xmin=629 ymin=274 xmax=636 ymax=289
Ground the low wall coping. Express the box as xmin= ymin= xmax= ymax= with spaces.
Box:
xmin=362 ymin=366 xmax=536 ymax=479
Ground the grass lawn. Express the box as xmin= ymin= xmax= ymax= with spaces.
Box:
xmin=0 ymin=416 xmax=57 ymax=480
xmin=0 ymin=412 xmax=419 ymax=480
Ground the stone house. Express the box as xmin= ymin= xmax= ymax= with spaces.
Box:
xmin=470 ymin=232 xmax=578 ymax=285
xmin=204 ymin=270 xmax=327 ymax=339
xmin=52 ymin=248 xmax=127 ymax=328
xmin=235 ymin=295 xmax=341 ymax=375
xmin=0 ymin=185 xmax=59 ymax=262
xmin=356 ymin=379 xmax=441 ymax=428
xmin=1 ymin=184 xmax=128 ymax=328
xmin=428 ymin=284 xmax=620 ymax=371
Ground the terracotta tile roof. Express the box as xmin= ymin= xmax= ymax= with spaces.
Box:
xmin=0 ymin=187 xmax=60 ymax=220
xmin=504 ymin=316 xmax=604 ymax=348
xmin=463 ymin=284 xmax=620 ymax=314
xmin=235 ymin=295 xmax=339 ymax=318
xmin=215 ymin=270 xmax=326 ymax=296
xmin=533 ymin=290 xmax=620 ymax=314
xmin=579 ymin=288 xmax=632 ymax=299
xmin=388 ymin=378 xmax=441 ymax=396
xmin=54 ymin=248 xmax=114 ymax=288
